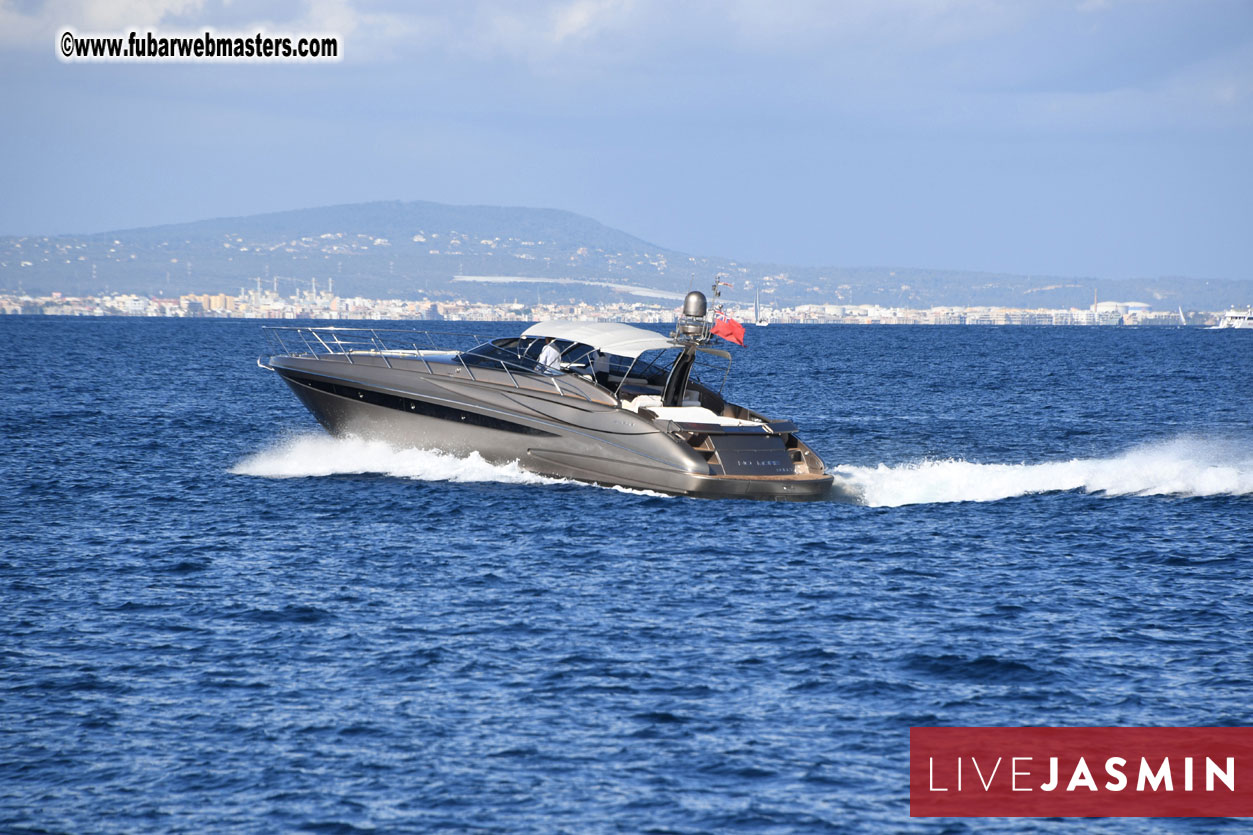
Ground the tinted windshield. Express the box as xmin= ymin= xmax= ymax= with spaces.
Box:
xmin=630 ymin=349 xmax=682 ymax=384
xmin=459 ymin=337 xmax=590 ymax=370
xmin=456 ymin=337 xmax=723 ymax=392
xmin=629 ymin=348 xmax=728 ymax=392
xmin=459 ymin=337 xmax=537 ymax=369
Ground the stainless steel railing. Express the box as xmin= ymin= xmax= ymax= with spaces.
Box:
xmin=262 ymin=326 xmax=597 ymax=401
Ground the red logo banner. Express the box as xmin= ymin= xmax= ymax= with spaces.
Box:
xmin=910 ymin=727 xmax=1253 ymax=817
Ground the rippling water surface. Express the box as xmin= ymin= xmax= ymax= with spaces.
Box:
xmin=2 ymin=317 xmax=1251 ymax=833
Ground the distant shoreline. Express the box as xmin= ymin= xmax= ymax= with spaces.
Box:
xmin=2 ymin=290 xmax=1236 ymax=327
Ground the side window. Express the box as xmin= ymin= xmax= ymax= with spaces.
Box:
xmin=460 ymin=338 xmax=531 ymax=368
xmin=523 ymin=338 xmax=573 ymax=359
xmin=565 ymin=343 xmax=595 ymax=365
xmin=519 ymin=338 xmax=544 ymax=361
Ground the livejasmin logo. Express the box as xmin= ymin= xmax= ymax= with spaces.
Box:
xmin=928 ymin=753 xmax=1234 ymax=793
xmin=910 ymin=727 xmax=1253 ymax=817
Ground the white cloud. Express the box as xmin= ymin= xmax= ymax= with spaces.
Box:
xmin=718 ymin=0 xmax=1024 ymax=48
xmin=550 ymin=0 xmax=631 ymax=42
xmin=5 ymin=0 xmax=1249 ymax=134
xmin=0 ymin=0 xmax=205 ymax=45
xmin=0 ymin=0 xmax=442 ymax=61
xmin=0 ymin=0 xmax=1132 ymax=61
xmin=79 ymin=0 xmax=208 ymax=31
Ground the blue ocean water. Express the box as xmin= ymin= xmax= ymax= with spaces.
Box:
xmin=1 ymin=317 xmax=1251 ymax=833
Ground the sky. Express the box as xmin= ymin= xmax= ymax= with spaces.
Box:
xmin=1 ymin=0 xmax=1251 ymax=280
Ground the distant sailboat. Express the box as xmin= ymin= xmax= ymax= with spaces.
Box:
xmin=755 ymin=289 xmax=769 ymax=327
xmin=1177 ymin=307 xmax=1186 ymax=326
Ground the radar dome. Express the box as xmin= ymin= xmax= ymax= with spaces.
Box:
xmin=683 ymin=291 xmax=707 ymax=318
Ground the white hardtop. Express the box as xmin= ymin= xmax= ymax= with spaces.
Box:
xmin=522 ymin=320 xmax=676 ymax=358
xmin=521 ymin=320 xmax=733 ymax=360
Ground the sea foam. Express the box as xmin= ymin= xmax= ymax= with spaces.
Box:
xmin=234 ymin=434 xmax=1252 ymax=508
xmin=829 ymin=436 xmax=1253 ymax=507
xmin=231 ymin=434 xmax=562 ymax=485
xmin=231 ymin=434 xmax=676 ymax=497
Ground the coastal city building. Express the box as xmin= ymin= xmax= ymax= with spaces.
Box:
xmin=0 ymin=288 xmax=1231 ymax=326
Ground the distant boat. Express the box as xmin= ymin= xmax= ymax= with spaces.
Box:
xmin=755 ymin=290 xmax=769 ymax=327
xmin=1215 ymin=307 xmax=1252 ymax=329
xmin=1178 ymin=307 xmax=1186 ymax=326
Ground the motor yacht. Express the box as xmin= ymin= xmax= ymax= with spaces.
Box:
xmin=1216 ymin=307 xmax=1252 ymax=329
xmin=258 ymin=289 xmax=833 ymax=499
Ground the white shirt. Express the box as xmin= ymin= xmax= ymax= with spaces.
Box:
xmin=538 ymin=342 xmax=562 ymax=372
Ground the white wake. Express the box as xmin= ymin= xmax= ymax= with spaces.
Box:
xmin=235 ymin=435 xmax=1251 ymax=507
xmin=231 ymin=434 xmax=673 ymax=496
xmin=829 ymin=437 xmax=1253 ymax=507
xmin=231 ymin=434 xmax=562 ymax=485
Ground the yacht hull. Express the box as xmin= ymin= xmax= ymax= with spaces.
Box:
xmin=271 ymin=358 xmax=833 ymax=501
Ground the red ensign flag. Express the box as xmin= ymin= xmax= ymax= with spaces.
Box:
xmin=711 ymin=310 xmax=745 ymax=346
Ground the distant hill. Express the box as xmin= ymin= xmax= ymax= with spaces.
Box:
xmin=1 ymin=199 xmax=1248 ymax=309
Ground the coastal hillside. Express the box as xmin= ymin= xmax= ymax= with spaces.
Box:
xmin=0 ymin=200 xmax=1246 ymax=309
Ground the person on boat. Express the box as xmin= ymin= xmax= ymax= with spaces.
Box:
xmin=537 ymin=337 xmax=562 ymax=373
